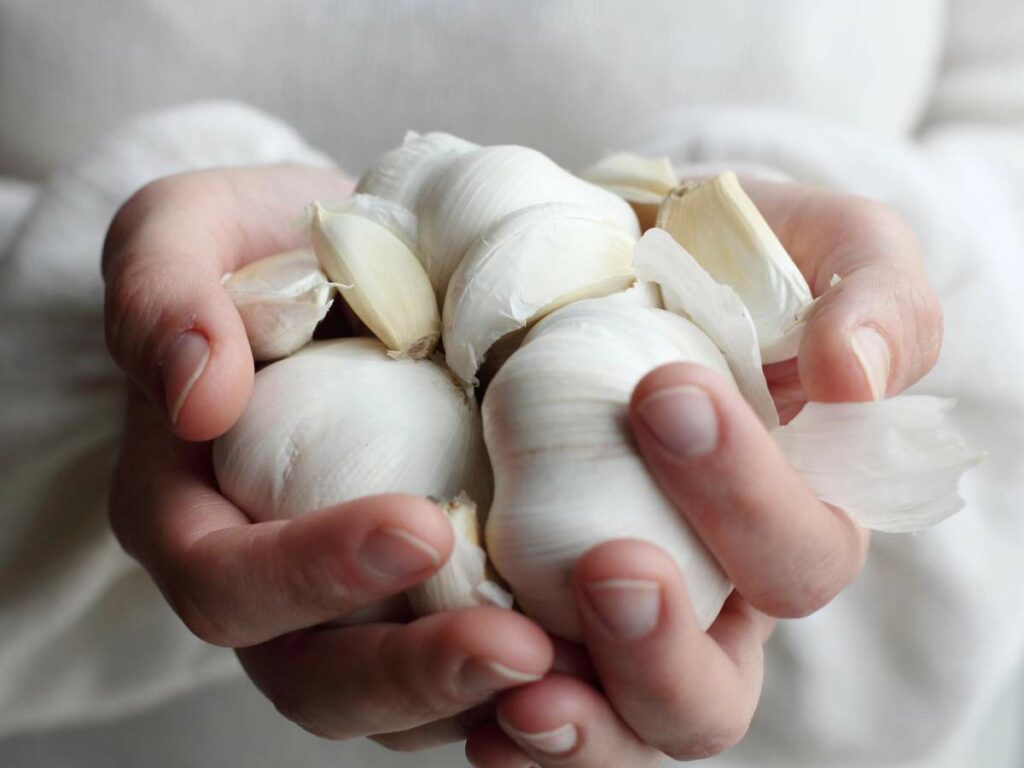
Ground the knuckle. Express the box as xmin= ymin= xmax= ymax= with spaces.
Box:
xmin=167 ymin=583 xmax=236 ymax=647
xmin=270 ymin=691 xmax=344 ymax=741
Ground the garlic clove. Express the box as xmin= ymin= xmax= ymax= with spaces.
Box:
xmin=579 ymin=152 xmax=679 ymax=231
xmin=772 ymin=396 xmax=984 ymax=532
xmin=634 ymin=228 xmax=779 ymax=429
xmin=407 ymin=492 xmax=514 ymax=616
xmin=483 ymin=299 xmax=734 ymax=640
xmin=356 ymin=131 xmax=479 ymax=210
xmin=442 ymin=203 xmax=636 ymax=386
xmin=222 ymin=248 xmax=334 ymax=361
xmin=417 ymin=145 xmax=641 ymax=296
xmin=213 ymin=338 xmax=491 ymax=522
xmin=309 ymin=198 xmax=440 ymax=359
xmin=656 ymin=172 xmax=814 ymax=363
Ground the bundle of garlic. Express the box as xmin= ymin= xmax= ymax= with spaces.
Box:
xmin=213 ymin=131 xmax=981 ymax=637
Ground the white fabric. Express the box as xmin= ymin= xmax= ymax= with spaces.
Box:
xmin=0 ymin=1 xmax=1022 ymax=766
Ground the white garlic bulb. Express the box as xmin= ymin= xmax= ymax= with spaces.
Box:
xmin=356 ymin=131 xmax=478 ymax=210
xmin=222 ymin=249 xmax=334 ymax=361
xmin=417 ymin=145 xmax=641 ymax=295
xmin=483 ymin=298 xmax=736 ymax=640
xmin=443 ymin=203 xmax=636 ymax=385
xmin=213 ymin=338 xmax=490 ymax=521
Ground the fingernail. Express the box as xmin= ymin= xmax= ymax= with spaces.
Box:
xmin=458 ymin=658 xmax=542 ymax=697
xmin=636 ymin=385 xmax=718 ymax=457
xmin=360 ymin=527 xmax=440 ymax=582
xmin=849 ymin=326 xmax=890 ymax=401
xmin=501 ymin=719 xmax=579 ymax=757
xmin=162 ymin=330 xmax=210 ymax=425
xmin=585 ymin=578 xmax=661 ymax=641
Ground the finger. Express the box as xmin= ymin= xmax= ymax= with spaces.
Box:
xmin=466 ymin=722 xmax=535 ymax=768
xmin=237 ymin=608 xmax=552 ymax=741
xmin=495 ymin=675 xmax=661 ymax=767
xmin=573 ymin=540 xmax=771 ymax=760
xmin=630 ymin=363 xmax=869 ymax=617
xmin=744 ymin=180 xmax=943 ymax=401
xmin=103 ymin=165 xmax=355 ymax=440
xmin=111 ymin=388 xmax=452 ymax=646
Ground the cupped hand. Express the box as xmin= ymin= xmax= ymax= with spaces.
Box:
xmin=466 ymin=180 xmax=944 ymax=766
xmin=103 ymin=167 xmax=553 ymax=748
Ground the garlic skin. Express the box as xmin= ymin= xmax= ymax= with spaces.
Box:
xmin=483 ymin=299 xmax=734 ymax=640
xmin=213 ymin=338 xmax=490 ymax=522
xmin=309 ymin=199 xmax=440 ymax=358
xmin=657 ymin=172 xmax=813 ymax=363
xmin=579 ymin=152 xmax=679 ymax=231
xmin=417 ymin=145 xmax=641 ymax=295
xmin=407 ymin=493 xmax=514 ymax=616
xmin=443 ymin=203 xmax=636 ymax=385
xmin=222 ymin=249 xmax=334 ymax=361
xmin=356 ymin=131 xmax=478 ymax=210
xmin=635 ymin=229 xmax=778 ymax=429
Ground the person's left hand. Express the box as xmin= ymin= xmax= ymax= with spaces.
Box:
xmin=464 ymin=180 xmax=944 ymax=766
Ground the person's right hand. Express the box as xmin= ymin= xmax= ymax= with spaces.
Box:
xmin=103 ymin=166 xmax=553 ymax=747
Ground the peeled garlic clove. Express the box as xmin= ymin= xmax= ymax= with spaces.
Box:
xmin=773 ymin=396 xmax=984 ymax=532
xmin=579 ymin=152 xmax=679 ymax=231
xmin=214 ymin=338 xmax=490 ymax=521
xmin=634 ymin=229 xmax=778 ymax=429
xmin=356 ymin=131 xmax=478 ymax=209
xmin=407 ymin=492 xmax=514 ymax=616
xmin=443 ymin=203 xmax=636 ymax=385
xmin=417 ymin=145 xmax=641 ymax=295
xmin=222 ymin=248 xmax=334 ymax=361
xmin=483 ymin=299 xmax=734 ymax=640
xmin=657 ymin=172 xmax=813 ymax=363
xmin=309 ymin=199 xmax=440 ymax=358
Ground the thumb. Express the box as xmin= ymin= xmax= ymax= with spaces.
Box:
xmin=103 ymin=166 xmax=357 ymax=441
xmin=103 ymin=175 xmax=256 ymax=442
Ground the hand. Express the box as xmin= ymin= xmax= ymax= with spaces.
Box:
xmin=104 ymin=167 xmax=553 ymax=747
xmin=465 ymin=181 xmax=943 ymax=766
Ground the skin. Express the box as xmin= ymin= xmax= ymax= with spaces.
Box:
xmin=102 ymin=165 xmax=942 ymax=766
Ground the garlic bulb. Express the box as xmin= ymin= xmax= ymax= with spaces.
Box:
xmin=222 ymin=248 xmax=334 ymax=361
xmin=407 ymin=493 xmax=514 ymax=616
xmin=443 ymin=203 xmax=636 ymax=385
xmin=417 ymin=145 xmax=641 ymax=295
xmin=213 ymin=338 xmax=490 ymax=521
xmin=309 ymin=197 xmax=440 ymax=358
xmin=657 ymin=172 xmax=814 ymax=363
xmin=580 ymin=152 xmax=679 ymax=231
xmin=356 ymin=131 xmax=478 ymax=209
xmin=483 ymin=298 xmax=735 ymax=639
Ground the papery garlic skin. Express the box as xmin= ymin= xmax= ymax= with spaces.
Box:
xmin=483 ymin=299 xmax=734 ymax=640
xmin=356 ymin=131 xmax=478 ymax=210
xmin=407 ymin=493 xmax=513 ymax=616
xmin=223 ymin=249 xmax=334 ymax=361
xmin=213 ymin=339 xmax=490 ymax=522
xmin=443 ymin=203 xmax=636 ymax=385
xmin=309 ymin=199 xmax=440 ymax=358
xmin=635 ymin=229 xmax=779 ymax=429
xmin=417 ymin=145 xmax=641 ymax=295
xmin=657 ymin=172 xmax=813 ymax=363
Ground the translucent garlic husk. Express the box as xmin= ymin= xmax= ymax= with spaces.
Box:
xmin=222 ymin=249 xmax=334 ymax=361
xmin=657 ymin=172 xmax=814 ymax=363
xmin=407 ymin=492 xmax=513 ymax=616
xmin=416 ymin=145 xmax=641 ymax=296
xmin=213 ymin=338 xmax=491 ymax=522
xmin=443 ymin=203 xmax=636 ymax=385
xmin=308 ymin=197 xmax=440 ymax=359
xmin=483 ymin=298 xmax=735 ymax=640
xmin=579 ymin=152 xmax=680 ymax=231
xmin=356 ymin=131 xmax=479 ymax=210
